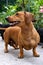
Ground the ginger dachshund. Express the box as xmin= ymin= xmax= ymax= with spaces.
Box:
xmin=4 ymin=11 xmax=40 ymax=58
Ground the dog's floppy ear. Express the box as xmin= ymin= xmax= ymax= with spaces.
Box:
xmin=24 ymin=12 xmax=36 ymax=25
xmin=24 ymin=11 xmax=27 ymax=22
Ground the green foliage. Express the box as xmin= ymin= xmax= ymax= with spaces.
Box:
xmin=0 ymin=0 xmax=43 ymax=28
xmin=29 ymin=0 xmax=43 ymax=28
xmin=0 ymin=0 xmax=5 ymax=12
xmin=0 ymin=5 xmax=17 ymax=24
xmin=34 ymin=13 xmax=43 ymax=29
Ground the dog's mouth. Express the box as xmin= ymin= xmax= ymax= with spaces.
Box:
xmin=9 ymin=21 xmax=20 ymax=26
xmin=8 ymin=21 xmax=20 ymax=26
xmin=5 ymin=17 xmax=20 ymax=25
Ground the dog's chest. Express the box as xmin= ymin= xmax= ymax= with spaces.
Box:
xmin=21 ymin=26 xmax=34 ymax=50
xmin=22 ymin=33 xmax=33 ymax=50
xmin=23 ymin=39 xmax=33 ymax=50
xmin=22 ymin=26 xmax=32 ymax=36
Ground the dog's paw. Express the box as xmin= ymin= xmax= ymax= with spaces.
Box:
xmin=15 ymin=47 xmax=19 ymax=49
xmin=13 ymin=45 xmax=19 ymax=49
xmin=4 ymin=50 xmax=8 ymax=53
xmin=18 ymin=54 xmax=24 ymax=58
xmin=34 ymin=54 xmax=40 ymax=57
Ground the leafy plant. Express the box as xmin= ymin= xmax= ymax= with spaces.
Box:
xmin=0 ymin=0 xmax=43 ymax=28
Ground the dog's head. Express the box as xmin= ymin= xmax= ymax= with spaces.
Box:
xmin=5 ymin=11 xmax=36 ymax=26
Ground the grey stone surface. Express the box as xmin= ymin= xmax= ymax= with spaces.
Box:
xmin=0 ymin=36 xmax=43 ymax=65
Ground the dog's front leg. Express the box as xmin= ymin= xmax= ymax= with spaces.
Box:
xmin=18 ymin=46 xmax=24 ymax=58
xmin=4 ymin=42 xmax=8 ymax=53
xmin=33 ymin=47 xmax=40 ymax=57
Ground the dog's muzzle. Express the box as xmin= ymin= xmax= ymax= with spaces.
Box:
xmin=5 ymin=17 xmax=20 ymax=25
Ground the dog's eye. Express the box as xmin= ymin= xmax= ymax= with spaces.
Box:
xmin=16 ymin=13 xmax=19 ymax=16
